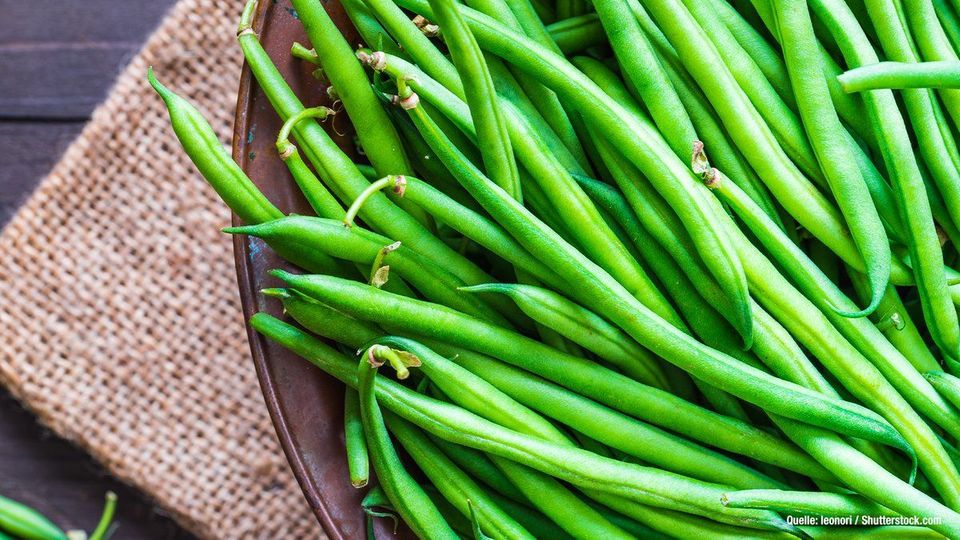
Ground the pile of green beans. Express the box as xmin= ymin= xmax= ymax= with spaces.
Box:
xmin=152 ymin=0 xmax=960 ymax=537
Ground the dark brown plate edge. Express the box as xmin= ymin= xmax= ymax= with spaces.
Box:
xmin=230 ymin=2 xmax=346 ymax=538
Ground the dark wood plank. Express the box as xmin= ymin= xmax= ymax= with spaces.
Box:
xmin=0 ymin=0 xmax=177 ymax=118
xmin=0 ymin=121 xmax=82 ymax=224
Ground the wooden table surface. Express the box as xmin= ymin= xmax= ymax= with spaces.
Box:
xmin=0 ymin=2 xmax=194 ymax=538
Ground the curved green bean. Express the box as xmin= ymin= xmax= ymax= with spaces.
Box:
xmin=356 ymin=348 xmax=458 ymax=539
xmin=771 ymin=0 xmax=890 ymax=316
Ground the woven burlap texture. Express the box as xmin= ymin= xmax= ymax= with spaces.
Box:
xmin=0 ymin=0 xmax=317 ymax=537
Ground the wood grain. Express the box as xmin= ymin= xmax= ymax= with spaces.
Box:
xmin=0 ymin=0 xmax=174 ymax=119
xmin=0 ymin=1 xmax=194 ymax=538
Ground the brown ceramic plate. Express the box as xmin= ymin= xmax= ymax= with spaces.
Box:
xmin=231 ymin=1 xmax=397 ymax=537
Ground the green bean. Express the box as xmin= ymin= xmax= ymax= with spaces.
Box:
xmin=925 ymin=371 xmax=960 ymax=411
xmin=277 ymin=266 xmax=912 ymax=462
xmin=492 ymin=460 xmax=634 ymax=540
xmin=228 ymin=217 xmax=512 ymax=326
xmin=148 ymin=69 xmax=350 ymax=276
xmin=0 ymin=496 xmax=66 ymax=540
xmin=339 ymin=0 xmax=404 ymax=57
xmin=386 ymin=415 xmax=534 ymax=540
xmin=593 ymin=0 xmax=695 ymax=159
xmin=356 ymin=348 xmax=458 ymax=539
xmin=88 ymin=492 xmax=118 ymax=540
xmin=461 ymin=283 xmax=670 ymax=389
xmin=275 ymin=107 xmax=345 ymax=220
xmin=901 ymin=0 xmax=960 ymax=130
xmin=427 ymin=0 xmax=521 ymax=197
xmin=721 ymin=489 xmax=897 ymax=519
xmin=839 ymin=61 xmax=960 ymax=91
xmin=344 ymin=388 xmax=368 ymax=487
xmin=338 ymin=172 xmax=560 ymax=285
xmin=770 ymin=0 xmax=890 ymax=316
xmin=287 ymin=0 xmax=411 ymax=177
xmin=395 ymin=0 xmax=753 ymax=341
xmin=252 ymin=315 xmax=797 ymax=533
xmin=237 ymin=2 xmax=497 ymax=291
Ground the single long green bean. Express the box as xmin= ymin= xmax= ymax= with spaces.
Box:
xmin=286 ymin=0 xmax=412 ymax=177
xmin=840 ymin=61 xmax=960 ymax=91
xmin=771 ymin=0 xmax=890 ymax=316
xmin=593 ymin=0 xmax=695 ymax=159
xmin=148 ymin=69 xmax=349 ymax=276
xmin=461 ymin=283 xmax=670 ymax=389
xmin=721 ymin=489 xmax=897 ymax=518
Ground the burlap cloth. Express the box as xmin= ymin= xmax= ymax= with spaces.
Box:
xmin=0 ymin=0 xmax=319 ymax=537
